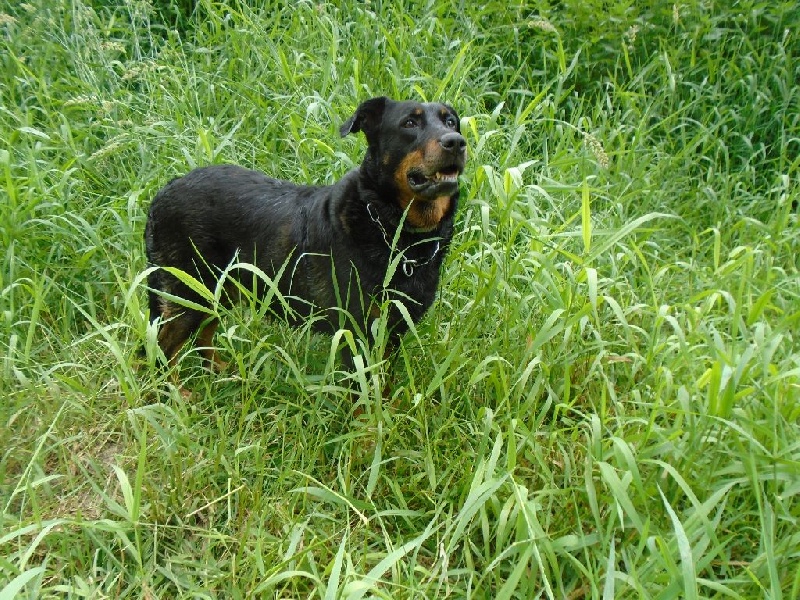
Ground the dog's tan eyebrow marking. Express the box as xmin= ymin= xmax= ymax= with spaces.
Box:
xmin=412 ymin=108 xmax=423 ymax=116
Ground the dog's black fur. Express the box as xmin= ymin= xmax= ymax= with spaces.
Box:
xmin=145 ymin=96 xmax=466 ymax=372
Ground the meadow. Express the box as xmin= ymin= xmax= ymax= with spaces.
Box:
xmin=1 ymin=0 xmax=798 ymax=597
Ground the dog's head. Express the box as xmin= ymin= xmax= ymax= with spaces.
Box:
xmin=341 ymin=97 xmax=467 ymax=215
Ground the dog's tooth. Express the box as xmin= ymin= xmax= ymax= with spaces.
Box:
xmin=430 ymin=171 xmax=459 ymax=183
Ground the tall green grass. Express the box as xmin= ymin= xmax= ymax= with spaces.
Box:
xmin=2 ymin=0 xmax=798 ymax=597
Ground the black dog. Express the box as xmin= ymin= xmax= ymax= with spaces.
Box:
xmin=145 ymin=96 xmax=466 ymax=375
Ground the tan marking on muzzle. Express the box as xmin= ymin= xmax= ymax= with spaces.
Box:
xmin=392 ymin=140 xmax=456 ymax=230
xmin=393 ymin=149 xmax=424 ymax=209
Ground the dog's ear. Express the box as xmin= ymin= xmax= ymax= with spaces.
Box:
xmin=340 ymin=96 xmax=388 ymax=140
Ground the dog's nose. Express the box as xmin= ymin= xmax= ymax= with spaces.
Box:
xmin=439 ymin=132 xmax=466 ymax=153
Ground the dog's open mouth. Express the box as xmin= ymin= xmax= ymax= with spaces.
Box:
xmin=407 ymin=166 xmax=461 ymax=194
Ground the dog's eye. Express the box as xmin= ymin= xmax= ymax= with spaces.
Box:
xmin=444 ymin=116 xmax=458 ymax=128
xmin=402 ymin=118 xmax=418 ymax=128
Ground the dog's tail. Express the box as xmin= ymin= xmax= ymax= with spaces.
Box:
xmin=139 ymin=213 xmax=162 ymax=361
xmin=146 ymin=269 xmax=162 ymax=324
xmin=144 ymin=210 xmax=163 ymax=325
xmin=136 ymin=269 xmax=161 ymax=362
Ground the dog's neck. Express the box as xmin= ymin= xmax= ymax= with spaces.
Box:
xmin=401 ymin=216 xmax=441 ymax=234
xmin=366 ymin=203 xmax=444 ymax=276
xmin=366 ymin=201 xmax=445 ymax=237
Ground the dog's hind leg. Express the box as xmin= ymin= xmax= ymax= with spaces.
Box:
xmin=155 ymin=308 xmax=205 ymax=398
xmin=157 ymin=305 xmax=205 ymax=369
xmin=196 ymin=317 xmax=228 ymax=373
